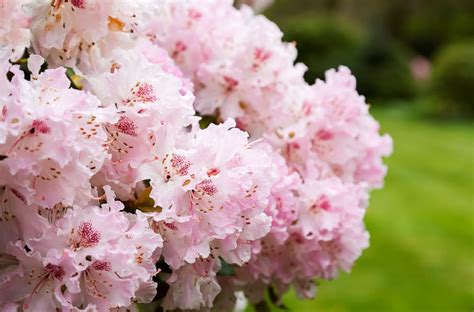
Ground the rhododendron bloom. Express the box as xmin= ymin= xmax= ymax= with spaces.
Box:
xmin=142 ymin=120 xmax=276 ymax=269
xmin=30 ymin=0 xmax=159 ymax=69
xmin=237 ymin=178 xmax=370 ymax=301
xmin=0 ymin=59 xmax=113 ymax=207
xmin=163 ymin=259 xmax=222 ymax=311
xmin=85 ymin=48 xmax=196 ymax=198
xmin=0 ymin=0 xmax=392 ymax=310
xmin=0 ymin=0 xmax=31 ymax=62
xmin=0 ymin=187 xmax=162 ymax=311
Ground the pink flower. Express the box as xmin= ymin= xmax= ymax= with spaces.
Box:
xmin=258 ymin=143 xmax=301 ymax=245
xmin=163 ymin=259 xmax=221 ymax=311
xmin=0 ymin=59 xmax=114 ymax=208
xmin=0 ymin=0 xmax=393 ymax=309
xmin=84 ymin=48 xmax=196 ymax=199
xmin=269 ymin=66 xmax=393 ymax=189
xmin=143 ymin=120 xmax=276 ymax=269
xmin=0 ymin=186 xmax=162 ymax=311
xmin=0 ymin=0 xmax=31 ymax=62
xmin=148 ymin=0 xmax=307 ymax=136
xmin=0 ymin=241 xmax=79 ymax=311
xmin=238 ymin=177 xmax=370 ymax=301
xmin=29 ymin=0 xmax=159 ymax=68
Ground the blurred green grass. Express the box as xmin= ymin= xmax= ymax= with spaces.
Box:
xmin=250 ymin=105 xmax=474 ymax=311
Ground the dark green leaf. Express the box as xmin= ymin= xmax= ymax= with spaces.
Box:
xmin=199 ymin=115 xmax=218 ymax=129
xmin=217 ymin=257 xmax=236 ymax=276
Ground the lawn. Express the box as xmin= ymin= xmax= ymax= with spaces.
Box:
xmin=250 ymin=106 xmax=474 ymax=311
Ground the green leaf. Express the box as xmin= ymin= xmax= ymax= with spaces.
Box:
xmin=199 ymin=115 xmax=218 ymax=129
xmin=217 ymin=257 xmax=236 ymax=276
xmin=65 ymin=67 xmax=75 ymax=77
xmin=65 ymin=67 xmax=83 ymax=90
xmin=124 ymin=187 xmax=162 ymax=213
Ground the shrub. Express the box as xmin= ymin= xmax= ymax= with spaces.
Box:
xmin=350 ymin=31 xmax=416 ymax=101
xmin=401 ymin=10 xmax=474 ymax=58
xmin=281 ymin=14 xmax=361 ymax=83
xmin=280 ymin=15 xmax=416 ymax=101
xmin=430 ymin=41 xmax=474 ymax=117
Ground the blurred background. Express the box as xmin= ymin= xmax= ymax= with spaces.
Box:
xmin=244 ymin=0 xmax=474 ymax=311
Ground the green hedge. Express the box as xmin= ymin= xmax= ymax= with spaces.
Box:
xmin=430 ymin=41 xmax=474 ymax=118
xmin=350 ymin=31 xmax=416 ymax=101
xmin=282 ymin=14 xmax=361 ymax=83
xmin=280 ymin=15 xmax=416 ymax=101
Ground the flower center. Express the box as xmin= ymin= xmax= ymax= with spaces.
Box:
xmin=74 ymin=221 xmax=101 ymax=249
xmin=45 ymin=263 xmax=65 ymax=281
xmin=92 ymin=260 xmax=111 ymax=271
xmin=170 ymin=154 xmax=191 ymax=176
xmin=70 ymin=0 xmax=86 ymax=9
xmin=116 ymin=116 xmax=138 ymax=137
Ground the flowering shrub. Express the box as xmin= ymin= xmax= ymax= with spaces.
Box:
xmin=0 ymin=0 xmax=392 ymax=311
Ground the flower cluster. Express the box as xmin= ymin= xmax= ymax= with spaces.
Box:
xmin=0 ymin=0 xmax=391 ymax=311
xmin=0 ymin=0 xmax=31 ymax=62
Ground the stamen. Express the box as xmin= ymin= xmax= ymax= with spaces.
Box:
xmin=207 ymin=168 xmax=220 ymax=177
xmin=10 ymin=188 xmax=26 ymax=204
xmin=115 ymin=116 xmax=138 ymax=137
xmin=223 ymin=76 xmax=238 ymax=93
xmin=76 ymin=221 xmax=101 ymax=248
xmin=92 ymin=260 xmax=111 ymax=271
xmin=316 ymin=129 xmax=333 ymax=141
xmin=45 ymin=263 xmax=65 ymax=281
xmin=254 ymin=48 xmax=272 ymax=62
xmin=70 ymin=0 xmax=85 ymax=8
xmin=253 ymin=48 xmax=272 ymax=70
xmin=133 ymin=83 xmax=157 ymax=103
xmin=31 ymin=120 xmax=51 ymax=134
xmin=170 ymin=154 xmax=191 ymax=176
xmin=188 ymin=8 xmax=202 ymax=20
xmin=309 ymin=195 xmax=331 ymax=213
xmin=7 ymin=120 xmax=50 ymax=155
xmin=172 ymin=41 xmax=187 ymax=59
xmin=196 ymin=179 xmax=217 ymax=196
